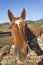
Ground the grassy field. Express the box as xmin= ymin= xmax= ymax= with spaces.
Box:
xmin=0 ymin=23 xmax=9 ymax=31
xmin=0 ymin=35 xmax=12 ymax=48
xmin=0 ymin=25 xmax=8 ymax=31
xmin=0 ymin=19 xmax=43 ymax=32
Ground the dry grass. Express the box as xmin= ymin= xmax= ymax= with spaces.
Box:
xmin=0 ymin=34 xmax=12 ymax=48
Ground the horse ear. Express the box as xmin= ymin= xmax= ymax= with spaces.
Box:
xmin=21 ymin=8 xmax=26 ymax=19
xmin=8 ymin=9 xmax=14 ymax=22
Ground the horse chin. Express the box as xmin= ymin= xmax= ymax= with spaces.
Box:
xmin=17 ymin=45 xmax=30 ymax=63
xmin=11 ymin=44 xmax=29 ymax=63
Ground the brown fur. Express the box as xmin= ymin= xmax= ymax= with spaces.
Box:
xmin=29 ymin=26 xmax=41 ymax=37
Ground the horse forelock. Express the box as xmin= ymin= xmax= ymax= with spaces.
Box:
xmin=15 ymin=20 xmax=22 ymax=28
xmin=15 ymin=19 xmax=25 ymax=29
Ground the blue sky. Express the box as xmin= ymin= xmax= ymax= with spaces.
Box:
xmin=0 ymin=0 xmax=43 ymax=23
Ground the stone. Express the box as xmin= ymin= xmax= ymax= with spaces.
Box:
xmin=37 ymin=35 xmax=43 ymax=50
xmin=0 ymin=45 xmax=10 ymax=57
xmin=31 ymin=34 xmax=43 ymax=51
xmin=10 ymin=45 xmax=19 ymax=57
xmin=29 ymin=50 xmax=37 ymax=56
xmin=1 ymin=54 xmax=17 ymax=65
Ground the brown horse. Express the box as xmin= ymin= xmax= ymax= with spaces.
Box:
xmin=8 ymin=8 xmax=29 ymax=62
xmin=8 ymin=8 xmax=41 ymax=62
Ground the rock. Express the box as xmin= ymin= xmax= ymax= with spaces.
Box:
xmin=37 ymin=34 xmax=43 ymax=50
xmin=10 ymin=45 xmax=19 ymax=57
xmin=1 ymin=54 xmax=17 ymax=65
xmin=41 ymin=34 xmax=43 ymax=40
xmin=0 ymin=45 xmax=10 ymax=57
xmin=29 ymin=50 xmax=37 ymax=56
xmin=26 ymin=51 xmax=42 ymax=64
xmin=31 ymin=34 xmax=43 ymax=51
xmin=1 ymin=49 xmax=43 ymax=65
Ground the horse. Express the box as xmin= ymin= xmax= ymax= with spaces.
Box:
xmin=8 ymin=8 xmax=29 ymax=62
xmin=8 ymin=8 xmax=41 ymax=62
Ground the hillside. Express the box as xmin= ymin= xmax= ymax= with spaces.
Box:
xmin=0 ymin=19 xmax=43 ymax=32
xmin=0 ymin=22 xmax=9 ymax=31
xmin=27 ymin=19 xmax=43 ymax=27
